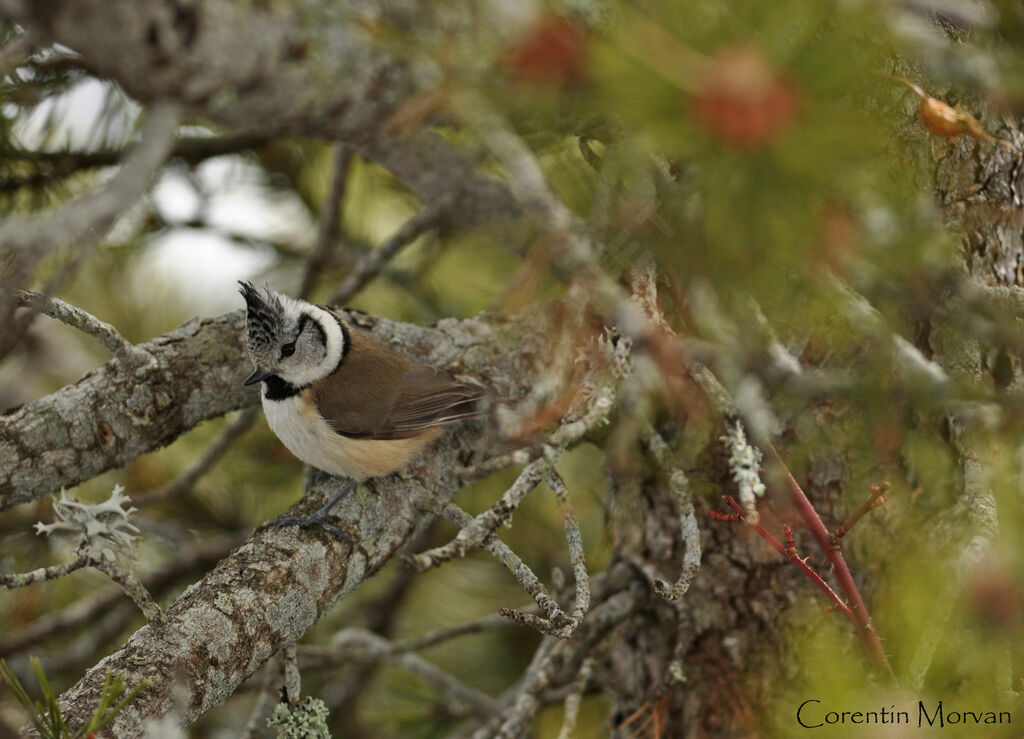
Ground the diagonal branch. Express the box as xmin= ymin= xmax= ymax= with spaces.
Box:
xmin=330 ymin=629 xmax=500 ymax=716
xmin=9 ymin=290 xmax=152 ymax=365
xmin=0 ymin=309 xmax=521 ymax=511
xmin=299 ymin=144 xmax=352 ymax=300
xmin=52 ymin=474 xmax=445 ymax=735
xmin=406 ymin=457 xmax=554 ymax=572
xmin=327 ymin=198 xmax=449 ymax=306
xmin=0 ymin=100 xmax=182 ymax=360
xmin=137 ymin=408 xmax=259 ymax=507
xmin=6 ymin=2 xmax=521 ymax=232
xmin=49 ymin=321 xmax=531 ymax=735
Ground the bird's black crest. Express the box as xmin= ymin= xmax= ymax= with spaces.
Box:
xmin=239 ymin=281 xmax=284 ymax=354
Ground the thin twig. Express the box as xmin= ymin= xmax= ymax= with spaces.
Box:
xmin=138 ymin=408 xmax=259 ymax=506
xmin=282 ymin=643 xmax=301 ymax=707
xmin=327 ymin=200 xmax=448 ymax=306
xmin=406 ymin=457 xmax=553 ymax=572
xmin=299 ymin=144 xmax=352 ymax=299
xmin=646 ymin=431 xmax=701 ymax=601
xmin=0 ymin=554 xmax=91 ymax=588
xmin=767 ymin=451 xmax=894 ymax=678
xmin=92 ymin=559 xmax=164 ymax=626
xmin=556 ymin=656 xmax=594 ymax=739
xmin=438 ymin=502 xmax=571 ymax=636
xmin=397 ymin=614 xmax=513 ymax=653
xmin=717 ymin=496 xmax=853 ymax=619
xmin=543 ymin=470 xmax=590 ymax=630
xmin=1 ymin=553 xmax=163 ymax=625
xmin=9 ymin=289 xmax=151 ymax=365
xmin=831 ymin=482 xmax=889 ymax=546
xmin=331 ymin=629 xmax=501 ymax=716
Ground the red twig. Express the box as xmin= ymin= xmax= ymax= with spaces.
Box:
xmin=784 ymin=524 xmax=797 ymax=557
xmin=709 ymin=509 xmax=741 ymax=522
xmin=766 ymin=445 xmax=895 ymax=680
xmin=717 ymin=497 xmax=853 ymax=619
xmin=831 ymin=482 xmax=889 ymax=547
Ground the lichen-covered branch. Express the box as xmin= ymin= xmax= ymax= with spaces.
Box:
xmin=645 ymin=431 xmax=701 ymax=602
xmin=407 ymin=457 xmax=553 ymax=572
xmin=47 ymin=313 xmax=534 ymax=735
xmin=0 ymin=309 xmax=519 ymax=511
xmin=53 ymin=456 xmax=463 ymax=734
xmin=10 ymin=290 xmax=151 ymax=365
xmin=438 ymin=502 xmax=575 ymax=638
xmin=0 ymin=311 xmax=254 ymax=510
xmin=0 ymin=554 xmax=91 ymax=588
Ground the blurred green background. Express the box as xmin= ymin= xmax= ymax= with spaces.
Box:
xmin=4 ymin=0 xmax=1024 ymax=736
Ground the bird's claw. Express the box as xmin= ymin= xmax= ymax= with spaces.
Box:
xmin=266 ymin=514 xmax=354 ymax=547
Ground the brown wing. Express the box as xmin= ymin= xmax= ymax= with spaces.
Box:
xmin=310 ymin=321 xmax=482 ymax=440
xmin=380 ymin=365 xmax=483 ymax=438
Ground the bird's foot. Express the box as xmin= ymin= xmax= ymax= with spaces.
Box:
xmin=264 ymin=477 xmax=358 ymax=546
xmin=267 ymin=512 xmax=353 ymax=546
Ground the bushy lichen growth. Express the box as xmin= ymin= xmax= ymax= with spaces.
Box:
xmin=267 ymin=696 xmax=331 ymax=738
xmin=35 ymin=485 xmax=140 ymax=562
xmin=721 ymin=421 xmax=766 ymax=497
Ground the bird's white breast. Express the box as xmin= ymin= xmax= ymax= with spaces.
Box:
xmin=261 ymin=392 xmax=436 ymax=480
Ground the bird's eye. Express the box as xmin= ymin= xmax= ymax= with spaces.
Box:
xmin=280 ymin=342 xmax=296 ymax=358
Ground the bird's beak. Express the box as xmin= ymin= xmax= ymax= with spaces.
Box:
xmin=244 ymin=367 xmax=271 ymax=386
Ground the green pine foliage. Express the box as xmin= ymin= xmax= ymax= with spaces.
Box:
xmin=0 ymin=659 xmax=149 ymax=738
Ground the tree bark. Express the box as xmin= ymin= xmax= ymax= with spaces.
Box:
xmin=44 ymin=311 xmax=535 ymax=735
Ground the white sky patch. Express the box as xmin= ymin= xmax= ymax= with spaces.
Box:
xmin=142 ymin=156 xmax=315 ymax=316
xmin=12 ymin=77 xmax=139 ymax=151
xmin=134 ymin=229 xmax=278 ymax=315
xmin=198 ymin=157 xmax=314 ymax=243
xmin=10 ymin=76 xmax=319 ymax=319
xmin=152 ymin=169 xmax=202 ymax=223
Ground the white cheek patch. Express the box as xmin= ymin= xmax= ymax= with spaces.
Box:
xmin=311 ymin=305 xmax=344 ymax=374
xmin=273 ymin=302 xmax=344 ymax=389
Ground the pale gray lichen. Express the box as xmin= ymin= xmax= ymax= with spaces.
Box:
xmin=34 ymin=485 xmax=140 ymax=562
xmin=214 ymin=593 xmax=234 ymax=615
xmin=267 ymin=696 xmax=331 ymax=738
xmin=720 ymin=421 xmax=766 ymax=521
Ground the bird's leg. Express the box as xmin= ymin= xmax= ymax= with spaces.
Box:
xmin=267 ymin=477 xmax=357 ymax=546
